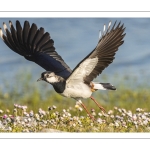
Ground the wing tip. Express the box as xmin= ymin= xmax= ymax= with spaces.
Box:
xmin=3 ymin=22 xmax=7 ymax=31
xmin=0 ymin=28 xmax=4 ymax=39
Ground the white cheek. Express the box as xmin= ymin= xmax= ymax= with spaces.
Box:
xmin=47 ymin=77 xmax=57 ymax=83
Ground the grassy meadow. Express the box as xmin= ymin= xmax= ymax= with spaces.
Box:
xmin=0 ymin=72 xmax=150 ymax=132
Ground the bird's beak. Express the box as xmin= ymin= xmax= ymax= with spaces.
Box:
xmin=37 ymin=77 xmax=43 ymax=82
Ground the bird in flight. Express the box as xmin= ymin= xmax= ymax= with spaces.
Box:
xmin=0 ymin=20 xmax=125 ymax=121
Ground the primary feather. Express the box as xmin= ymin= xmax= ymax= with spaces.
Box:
xmin=0 ymin=20 xmax=72 ymax=79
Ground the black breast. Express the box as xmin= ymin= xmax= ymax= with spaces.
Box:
xmin=52 ymin=81 xmax=66 ymax=93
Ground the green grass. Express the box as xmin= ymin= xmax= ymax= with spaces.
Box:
xmin=0 ymin=73 xmax=150 ymax=132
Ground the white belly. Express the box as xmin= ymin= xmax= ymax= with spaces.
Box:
xmin=60 ymin=82 xmax=92 ymax=99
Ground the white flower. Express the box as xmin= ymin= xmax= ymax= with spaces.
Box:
xmin=118 ymin=108 xmax=122 ymax=113
xmin=110 ymin=115 xmax=114 ymax=119
xmin=143 ymin=120 xmax=148 ymax=125
xmin=114 ymin=106 xmax=118 ymax=110
xmin=52 ymin=105 xmax=57 ymax=109
xmin=79 ymin=107 xmax=83 ymax=112
xmin=133 ymin=121 xmax=137 ymax=125
xmin=136 ymin=108 xmax=143 ymax=112
xmin=132 ymin=114 xmax=137 ymax=121
xmin=122 ymin=108 xmax=126 ymax=113
xmin=72 ymin=123 xmax=76 ymax=127
xmin=122 ymin=113 xmax=126 ymax=117
xmin=28 ymin=118 xmax=31 ymax=122
xmin=98 ymin=113 xmax=102 ymax=117
xmin=108 ymin=110 xmax=113 ymax=115
xmin=114 ymin=122 xmax=119 ymax=127
xmin=63 ymin=109 xmax=66 ymax=113
xmin=122 ymin=121 xmax=126 ymax=126
xmin=142 ymin=115 xmax=147 ymax=120
xmin=0 ymin=110 xmax=3 ymax=114
xmin=97 ymin=118 xmax=103 ymax=124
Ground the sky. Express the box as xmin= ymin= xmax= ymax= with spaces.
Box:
xmin=0 ymin=18 xmax=150 ymax=87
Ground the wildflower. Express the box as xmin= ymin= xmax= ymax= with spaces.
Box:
xmin=122 ymin=113 xmax=126 ymax=117
xmin=24 ymin=112 xmax=29 ymax=117
xmin=48 ymin=106 xmax=53 ymax=111
xmin=29 ymin=111 xmax=34 ymax=117
xmin=73 ymin=116 xmax=79 ymax=121
xmin=42 ymin=120 xmax=47 ymax=124
xmin=62 ymin=114 xmax=66 ymax=118
xmin=24 ymin=119 xmax=28 ymax=123
xmin=6 ymin=109 xmax=10 ymax=113
xmin=22 ymin=106 xmax=27 ymax=111
xmin=80 ymin=116 xmax=84 ymax=119
xmin=126 ymin=111 xmax=132 ymax=118
xmin=115 ymin=115 xmax=121 ymax=120
xmin=91 ymin=108 xmax=95 ymax=113
xmin=70 ymin=118 xmax=73 ymax=121
xmin=14 ymin=104 xmax=18 ymax=108
xmin=55 ymin=111 xmax=59 ymax=116
xmin=133 ymin=121 xmax=137 ymax=125
xmin=21 ymin=121 xmax=25 ymax=126
xmin=75 ymin=104 xmax=80 ymax=109
xmin=121 ymin=108 xmax=126 ymax=113
xmin=22 ymin=129 xmax=29 ymax=132
xmin=114 ymin=122 xmax=119 ymax=127
xmin=92 ymin=112 xmax=96 ymax=116
xmin=114 ymin=106 xmax=118 ymax=110
xmin=122 ymin=121 xmax=126 ymax=126
xmin=63 ymin=109 xmax=66 ymax=113
xmin=136 ymin=108 xmax=142 ymax=112
xmin=143 ymin=120 xmax=148 ymax=126
xmin=0 ymin=110 xmax=3 ymax=114
xmin=38 ymin=108 xmax=46 ymax=116
xmin=18 ymin=105 xmax=22 ymax=109
xmin=8 ymin=127 xmax=12 ymax=131
xmin=79 ymin=107 xmax=83 ymax=112
xmin=141 ymin=115 xmax=146 ymax=120
xmin=35 ymin=114 xmax=40 ymax=118
xmin=98 ymin=112 xmax=102 ymax=117
xmin=97 ymin=118 xmax=103 ymax=124
xmin=110 ymin=115 xmax=114 ymax=119
xmin=132 ymin=114 xmax=137 ymax=121
xmin=72 ymin=123 xmax=76 ymax=127
xmin=52 ymin=105 xmax=57 ymax=109
xmin=28 ymin=118 xmax=31 ymax=122
xmin=6 ymin=117 xmax=11 ymax=123
xmin=3 ymin=114 xmax=7 ymax=119
xmin=118 ymin=108 xmax=122 ymax=113
xmin=103 ymin=113 xmax=109 ymax=117
xmin=66 ymin=112 xmax=71 ymax=117
xmin=90 ymin=123 xmax=93 ymax=126
xmin=78 ymin=120 xmax=81 ymax=125
xmin=144 ymin=112 xmax=148 ymax=116
xmin=108 ymin=110 xmax=113 ymax=115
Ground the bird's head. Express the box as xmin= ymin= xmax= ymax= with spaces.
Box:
xmin=37 ymin=71 xmax=58 ymax=84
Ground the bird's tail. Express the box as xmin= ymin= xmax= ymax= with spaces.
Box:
xmin=93 ymin=83 xmax=116 ymax=90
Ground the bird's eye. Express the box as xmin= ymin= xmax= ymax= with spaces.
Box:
xmin=46 ymin=74 xmax=49 ymax=78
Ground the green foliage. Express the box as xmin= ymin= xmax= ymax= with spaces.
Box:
xmin=0 ymin=72 xmax=150 ymax=132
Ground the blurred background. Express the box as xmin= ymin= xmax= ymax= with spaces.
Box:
xmin=0 ymin=18 xmax=150 ymax=112
xmin=0 ymin=18 xmax=149 ymax=86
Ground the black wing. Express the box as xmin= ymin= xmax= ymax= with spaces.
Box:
xmin=0 ymin=20 xmax=72 ymax=79
xmin=67 ymin=21 xmax=125 ymax=85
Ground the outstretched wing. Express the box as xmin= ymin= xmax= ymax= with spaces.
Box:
xmin=67 ymin=21 xmax=126 ymax=85
xmin=0 ymin=20 xmax=72 ymax=79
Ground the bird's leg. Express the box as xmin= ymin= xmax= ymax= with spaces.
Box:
xmin=77 ymin=100 xmax=95 ymax=121
xmin=90 ymin=96 xmax=106 ymax=113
